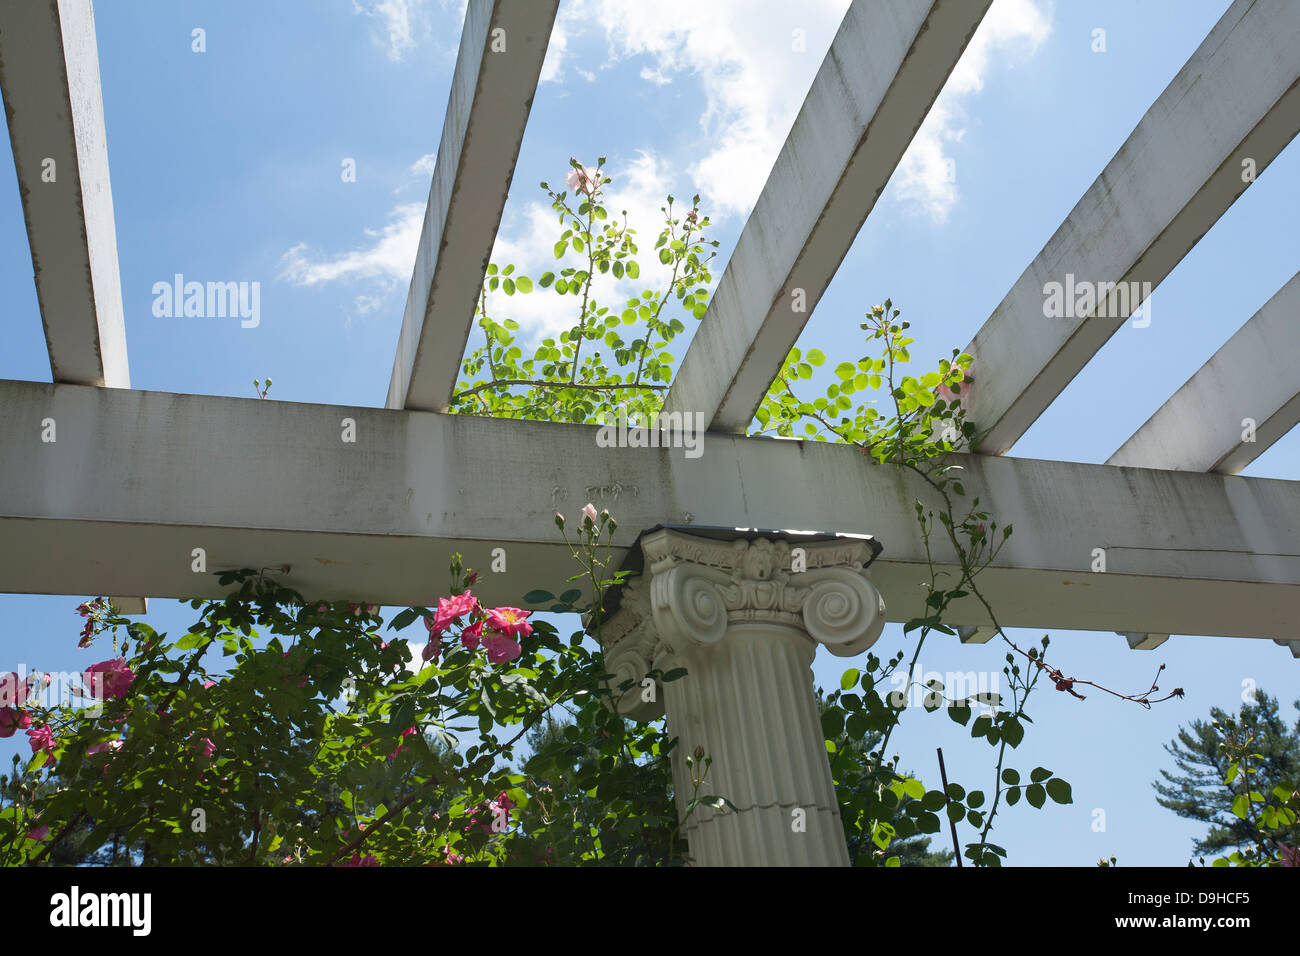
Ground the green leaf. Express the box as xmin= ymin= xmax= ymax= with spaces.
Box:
xmin=971 ymin=715 xmax=992 ymax=739
xmin=1231 ymin=794 xmax=1250 ymax=819
xmin=1026 ymin=784 xmax=1046 ymax=809
xmin=840 ymin=668 xmax=859 ymax=691
xmin=514 ymin=276 xmax=532 ymax=293
xmin=902 ymin=778 xmax=925 ymax=800
xmin=1005 ymin=786 xmax=1021 ymax=806
xmin=553 ymin=240 xmax=567 ymax=259
xmin=388 ymin=608 xmax=419 ymax=631
xmin=808 ymin=349 xmax=826 ymax=367
xmin=1000 ymin=716 xmax=1025 ymax=748
xmin=921 ymin=790 xmax=947 ymax=812
xmin=1001 ymin=768 xmax=1020 ymax=786
xmin=503 ymin=278 xmax=516 ymax=296
xmin=948 ymin=702 xmax=972 ymax=725
xmin=1045 ymin=778 xmax=1072 ymax=804
xmin=626 ymin=261 xmax=640 ymax=279
xmin=522 ymin=590 xmax=555 ymax=605
xmin=1029 ymin=766 xmax=1052 ymax=783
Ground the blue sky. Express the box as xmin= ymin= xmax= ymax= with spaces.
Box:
xmin=2 ymin=0 xmax=1298 ymax=865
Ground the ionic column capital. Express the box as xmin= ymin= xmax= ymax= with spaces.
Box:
xmin=598 ymin=530 xmax=886 ymax=719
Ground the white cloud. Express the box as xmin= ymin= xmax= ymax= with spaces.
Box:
xmin=278 ymin=202 xmax=424 ymax=289
xmin=548 ymin=0 xmax=1047 ymax=223
xmin=284 ymin=1 xmax=1050 ymax=324
xmin=639 ymin=66 xmax=671 ymax=86
xmin=539 ymin=15 xmax=569 ymax=84
xmin=276 ymin=152 xmax=682 ymax=337
xmin=352 ymin=0 xmax=428 ymax=62
xmin=555 ymin=0 xmax=851 ymax=219
xmin=409 ymin=152 xmax=437 ymax=178
xmin=892 ymin=0 xmax=1051 ymax=222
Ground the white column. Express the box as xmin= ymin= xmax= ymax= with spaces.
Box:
xmin=599 ymin=531 xmax=886 ymax=866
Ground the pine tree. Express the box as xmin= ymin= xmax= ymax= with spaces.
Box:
xmin=1153 ymin=690 xmax=1300 ymax=858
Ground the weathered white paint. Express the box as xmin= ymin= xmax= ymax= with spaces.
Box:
xmin=601 ymin=530 xmax=885 ymax=865
xmin=1108 ymin=272 xmax=1300 ymax=474
xmin=0 ymin=0 xmax=129 ymax=387
xmin=662 ymin=0 xmax=991 ymax=433
xmin=964 ymin=0 xmax=1300 ymax=455
xmin=3 ymin=380 xmax=1299 ymax=642
xmin=385 ymin=0 xmax=558 ymax=412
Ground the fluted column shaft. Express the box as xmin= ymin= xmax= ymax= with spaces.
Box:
xmin=599 ymin=530 xmax=886 ymax=867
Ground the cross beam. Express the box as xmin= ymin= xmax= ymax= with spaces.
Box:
xmin=1108 ymin=271 xmax=1300 ymax=474
xmin=385 ymin=0 xmax=558 ymax=412
xmin=963 ymin=0 xmax=1300 ymax=455
xmin=662 ymin=0 xmax=992 ymax=433
xmin=3 ymin=379 xmax=1298 ymax=642
xmin=0 ymin=0 xmax=130 ymax=388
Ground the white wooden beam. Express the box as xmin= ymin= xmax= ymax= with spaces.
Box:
xmin=3 ymin=380 xmax=1299 ymax=643
xmin=662 ymin=0 xmax=992 ymax=433
xmin=1108 ymin=272 xmax=1300 ymax=474
xmin=385 ymin=0 xmax=558 ymax=412
xmin=963 ymin=0 xmax=1300 ymax=455
xmin=0 ymin=0 xmax=129 ymax=387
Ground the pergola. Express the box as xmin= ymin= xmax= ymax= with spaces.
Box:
xmin=2 ymin=0 xmax=1297 ymax=865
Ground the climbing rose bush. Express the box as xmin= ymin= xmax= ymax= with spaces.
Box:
xmin=0 ymin=516 xmax=702 ymax=866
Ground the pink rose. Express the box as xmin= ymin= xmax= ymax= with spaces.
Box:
xmin=421 ymin=639 xmax=441 ymax=663
xmin=27 ymin=723 xmax=56 ymax=760
xmin=199 ymin=737 xmax=216 ymax=758
xmin=460 ymin=620 xmax=483 ymax=652
xmin=0 ymin=672 xmax=27 ymax=708
xmin=485 ymin=607 xmax=532 ymax=640
xmin=565 ymin=164 xmax=600 ymax=196
xmin=428 ymin=592 xmax=478 ymax=636
xmin=27 ymin=826 xmax=49 ymax=841
xmin=86 ymin=739 xmax=122 ymax=757
xmin=341 ymin=853 xmax=379 ymax=867
xmin=937 ymin=365 xmax=974 ymax=406
xmin=482 ymin=630 xmax=522 ymax=665
xmin=0 ymin=707 xmax=31 ymax=738
xmin=202 ymin=680 xmax=215 ymax=689
xmin=582 ymin=502 xmax=599 ymax=526
xmin=84 ymin=658 xmax=135 ymax=700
